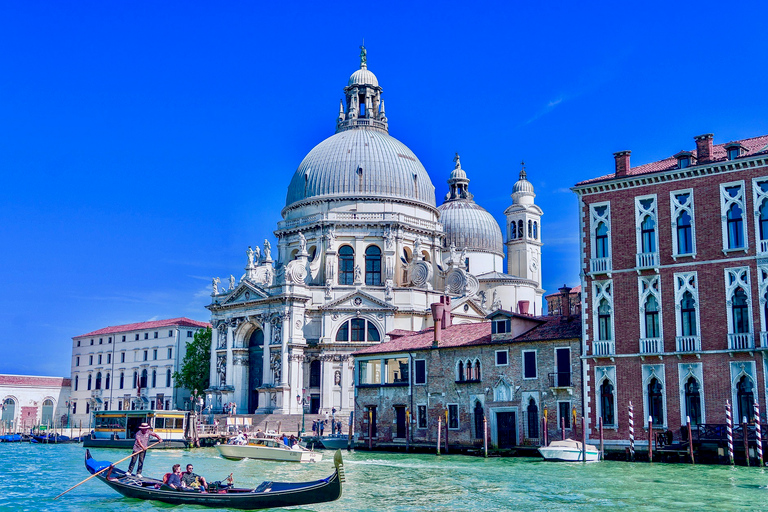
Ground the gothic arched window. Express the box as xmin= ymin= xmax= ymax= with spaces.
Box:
xmin=474 ymin=401 xmax=484 ymax=439
xmin=737 ymin=375 xmax=754 ymax=423
xmin=475 ymin=360 xmax=481 ymax=381
xmin=644 ymin=295 xmax=659 ymax=338
xmin=727 ymin=203 xmax=744 ymax=249
xmin=677 ymin=210 xmax=693 ymax=254
xmin=527 ymin=398 xmax=539 ymax=438
xmin=365 ymin=245 xmax=382 ymax=285
xmin=641 ymin=215 xmax=656 ymax=253
xmin=732 ymin=287 xmax=749 ymax=334
xmin=648 ymin=377 xmax=664 ymax=427
xmin=339 ymin=245 xmax=355 ymax=285
xmin=598 ymin=299 xmax=612 ymax=341
xmin=681 ymin=291 xmax=697 ymax=336
xmin=684 ymin=376 xmax=701 ymax=425
xmin=600 ymin=380 xmax=614 ymax=426
xmin=595 ymin=222 xmax=609 ymax=258
xmin=457 ymin=361 xmax=464 ymax=381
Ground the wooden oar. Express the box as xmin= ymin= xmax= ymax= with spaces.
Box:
xmin=54 ymin=440 xmax=163 ymax=500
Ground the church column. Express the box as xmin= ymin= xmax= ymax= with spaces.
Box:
xmin=340 ymin=356 xmax=351 ymax=412
xmin=322 ymin=356 xmax=334 ymax=412
xmin=229 ymin=322 xmax=248 ymax=411
xmin=289 ymin=352 xmax=305 ymax=414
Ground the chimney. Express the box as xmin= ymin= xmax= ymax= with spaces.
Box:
xmin=558 ymin=284 xmax=572 ymax=317
xmin=430 ymin=302 xmax=445 ymax=347
xmin=614 ymin=150 xmax=631 ymax=177
xmin=518 ymin=300 xmax=530 ymax=315
xmin=694 ymin=133 xmax=714 ymax=163
xmin=440 ymin=295 xmax=453 ymax=328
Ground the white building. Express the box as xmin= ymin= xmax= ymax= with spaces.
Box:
xmin=70 ymin=317 xmax=209 ymax=427
xmin=0 ymin=374 xmax=71 ymax=432
xmin=206 ymin=47 xmax=544 ymax=417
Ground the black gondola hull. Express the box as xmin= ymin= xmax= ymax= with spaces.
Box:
xmin=84 ymin=449 xmax=343 ymax=510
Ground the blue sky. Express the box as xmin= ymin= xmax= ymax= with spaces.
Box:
xmin=1 ymin=1 xmax=767 ymax=376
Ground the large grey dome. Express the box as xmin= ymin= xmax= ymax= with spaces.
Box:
xmin=284 ymin=129 xmax=436 ymax=211
xmin=438 ymin=200 xmax=504 ymax=255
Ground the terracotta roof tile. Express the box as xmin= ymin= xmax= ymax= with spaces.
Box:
xmin=75 ymin=317 xmax=211 ymax=338
xmin=576 ymin=135 xmax=768 ymax=186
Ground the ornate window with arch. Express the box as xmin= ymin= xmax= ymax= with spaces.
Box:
xmin=592 ymin=280 xmax=614 ymax=356
xmin=721 ymin=181 xmax=747 ymax=251
xmin=737 ymin=375 xmax=755 ymax=424
xmin=590 ymin=203 xmax=611 ymax=274
xmin=335 ymin=318 xmax=380 ymax=343
xmin=725 ymin=266 xmax=754 ymax=349
xmin=365 ymin=245 xmax=382 ymax=285
xmin=338 ymin=245 xmax=354 ymax=285
xmin=456 ymin=359 xmax=481 ymax=382
xmin=473 ymin=401 xmax=484 ymax=439
xmin=674 ymin=271 xmax=701 ymax=352
xmin=638 ymin=275 xmax=662 ymax=353
xmin=643 ymin=364 xmax=666 ymax=428
xmin=600 ymin=379 xmax=615 ymax=426
xmin=684 ymin=377 xmax=702 ymax=425
xmin=670 ymin=189 xmax=696 ymax=258
xmin=753 ymin=178 xmax=768 ymax=254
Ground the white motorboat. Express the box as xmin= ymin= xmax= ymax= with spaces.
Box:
xmin=538 ymin=439 xmax=600 ymax=462
xmin=216 ymin=436 xmax=323 ymax=463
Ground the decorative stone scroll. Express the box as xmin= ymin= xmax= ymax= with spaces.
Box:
xmin=285 ymin=259 xmax=308 ymax=284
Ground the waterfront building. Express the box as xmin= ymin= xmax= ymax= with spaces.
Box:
xmin=0 ymin=374 xmax=71 ymax=432
xmin=573 ymin=133 xmax=768 ymax=449
xmin=70 ymin=317 xmax=209 ymax=428
xmin=205 ymin=47 xmax=545 ymax=417
xmin=352 ymin=291 xmax=581 ymax=449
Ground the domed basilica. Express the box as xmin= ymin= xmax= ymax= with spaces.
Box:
xmin=206 ymin=47 xmax=544 ymax=416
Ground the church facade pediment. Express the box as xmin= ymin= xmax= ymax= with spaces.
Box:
xmin=221 ymin=281 xmax=269 ymax=305
xmin=319 ymin=289 xmax=396 ymax=312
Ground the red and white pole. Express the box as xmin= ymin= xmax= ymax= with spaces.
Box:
xmin=648 ymin=416 xmax=653 ymax=463
xmin=755 ymin=401 xmax=764 ymax=466
xmin=726 ymin=400 xmax=734 ymax=465
xmin=628 ymin=401 xmax=635 ymax=460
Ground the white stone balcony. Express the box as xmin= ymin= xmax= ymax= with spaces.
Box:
xmin=592 ymin=340 xmax=615 ymax=356
xmin=728 ymin=332 xmax=754 ymax=350
xmin=760 ymin=239 xmax=768 ymax=254
xmin=590 ymin=257 xmax=611 ymax=274
xmin=676 ymin=335 xmax=701 ymax=352
xmin=636 ymin=252 xmax=659 ymax=270
xmin=639 ymin=337 xmax=663 ymax=354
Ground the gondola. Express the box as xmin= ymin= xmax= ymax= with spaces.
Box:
xmin=84 ymin=448 xmax=344 ymax=510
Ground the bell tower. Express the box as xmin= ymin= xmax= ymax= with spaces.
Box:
xmin=504 ymin=163 xmax=543 ymax=288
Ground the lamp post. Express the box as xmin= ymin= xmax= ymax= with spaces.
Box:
xmin=65 ymin=399 xmax=71 ymax=428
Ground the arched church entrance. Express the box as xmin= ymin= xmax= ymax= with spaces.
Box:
xmin=248 ymin=329 xmax=264 ymax=413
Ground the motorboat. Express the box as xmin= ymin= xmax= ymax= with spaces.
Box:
xmin=83 ymin=449 xmax=343 ymax=510
xmin=216 ymin=436 xmax=322 ymax=463
xmin=538 ymin=439 xmax=600 ymax=462
xmin=318 ymin=434 xmax=350 ymax=450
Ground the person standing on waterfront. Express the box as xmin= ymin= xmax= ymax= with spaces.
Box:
xmin=127 ymin=422 xmax=162 ymax=478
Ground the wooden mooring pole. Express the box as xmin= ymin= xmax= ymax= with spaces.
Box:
xmin=647 ymin=416 xmax=653 ymax=463
xmin=405 ymin=409 xmax=410 ymax=452
xmin=598 ymin=417 xmax=604 ymax=460
xmin=367 ymin=410 xmax=372 ymax=451
xmin=444 ymin=410 xmax=449 ymax=454
xmin=628 ymin=401 xmax=635 ymax=461
xmin=483 ymin=417 xmax=488 ymax=458
xmin=726 ymin=400 xmax=734 ymax=465
xmin=581 ymin=416 xmax=586 ymax=463
xmin=436 ymin=415 xmax=442 ymax=456
xmin=754 ymin=401 xmax=764 ymax=467
xmin=743 ymin=416 xmax=750 ymax=467
xmin=561 ymin=417 xmax=565 ymax=441
xmin=687 ymin=416 xmax=695 ymax=465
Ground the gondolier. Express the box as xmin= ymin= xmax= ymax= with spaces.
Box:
xmin=127 ymin=422 xmax=162 ymax=478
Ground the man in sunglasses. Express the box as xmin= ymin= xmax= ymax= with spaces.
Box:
xmin=181 ymin=463 xmax=208 ymax=491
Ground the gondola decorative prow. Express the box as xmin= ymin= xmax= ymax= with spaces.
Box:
xmin=334 ymin=449 xmax=345 ymax=483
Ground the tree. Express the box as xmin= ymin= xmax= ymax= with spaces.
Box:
xmin=173 ymin=327 xmax=211 ymax=394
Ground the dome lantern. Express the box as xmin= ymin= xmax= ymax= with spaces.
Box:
xmin=337 ymin=45 xmax=387 ymax=134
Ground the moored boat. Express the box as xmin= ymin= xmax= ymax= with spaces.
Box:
xmin=216 ymin=436 xmax=322 ymax=463
xmin=538 ymin=439 xmax=600 ymax=462
xmin=318 ymin=434 xmax=350 ymax=450
xmin=83 ymin=449 xmax=344 ymax=510
xmin=83 ymin=409 xmax=188 ymax=449
xmin=0 ymin=434 xmax=22 ymax=442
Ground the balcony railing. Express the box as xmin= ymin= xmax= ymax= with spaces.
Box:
xmin=761 ymin=331 xmax=768 ymax=348
xmin=592 ymin=340 xmax=615 ymax=356
xmin=636 ymin=251 xmax=659 ymax=269
xmin=760 ymin=239 xmax=768 ymax=254
xmin=590 ymin=257 xmax=612 ymax=274
xmin=639 ymin=337 xmax=663 ymax=354
xmin=676 ymin=335 xmax=701 ymax=352
xmin=728 ymin=332 xmax=755 ymax=350
xmin=548 ymin=372 xmax=572 ymax=388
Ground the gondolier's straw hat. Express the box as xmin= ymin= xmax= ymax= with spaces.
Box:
xmin=139 ymin=422 xmax=151 ymax=429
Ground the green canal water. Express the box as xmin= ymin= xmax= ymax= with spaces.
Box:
xmin=2 ymin=443 xmax=767 ymax=511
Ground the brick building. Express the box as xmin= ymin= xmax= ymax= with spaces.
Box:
xmin=352 ymin=296 xmax=581 ymax=450
xmin=573 ymin=133 xmax=768 ymax=450
xmin=545 ymin=285 xmax=581 ymax=316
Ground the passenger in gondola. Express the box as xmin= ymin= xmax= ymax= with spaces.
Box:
xmin=166 ymin=464 xmax=186 ymax=490
xmin=127 ymin=422 xmax=163 ymax=478
xmin=182 ymin=464 xmax=208 ymax=491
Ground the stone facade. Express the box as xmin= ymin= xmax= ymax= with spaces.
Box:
xmin=352 ymin=307 xmax=581 ymax=449
xmin=574 ymin=133 xmax=768 ymax=449
xmin=0 ymin=374 xmax=71 ymax=432
xmin=70 ymin=317 xmax=209 ymax=427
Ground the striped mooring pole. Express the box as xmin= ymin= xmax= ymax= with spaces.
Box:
xmin=628 ymin=401 xmax=635 ymax=460
xmin=726 ymin=400 xmax=734 ymax=465
xmin=755 ymin=401 xmax=764 ymax=466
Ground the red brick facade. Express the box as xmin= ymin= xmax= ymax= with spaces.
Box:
xmin=574 ymin=134 xmax=768 ymax=448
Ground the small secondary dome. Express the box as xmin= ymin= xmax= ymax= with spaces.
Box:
xmin=512 ymin=165 xmax=535 ymax=195
xmin=438 ymin=154 xmax=504 ymax=255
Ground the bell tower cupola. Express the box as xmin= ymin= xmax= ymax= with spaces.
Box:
xmin=504 ymin=162 xmax=543 ymax=288
xmin=336 ymin=45 xmax=388 ymax=134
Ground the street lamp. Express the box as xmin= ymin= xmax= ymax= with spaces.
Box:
xmin=65 ymin=399 xmax=71 ymax=428
xmin=296 ymin=388 xmax=308 ymax=434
